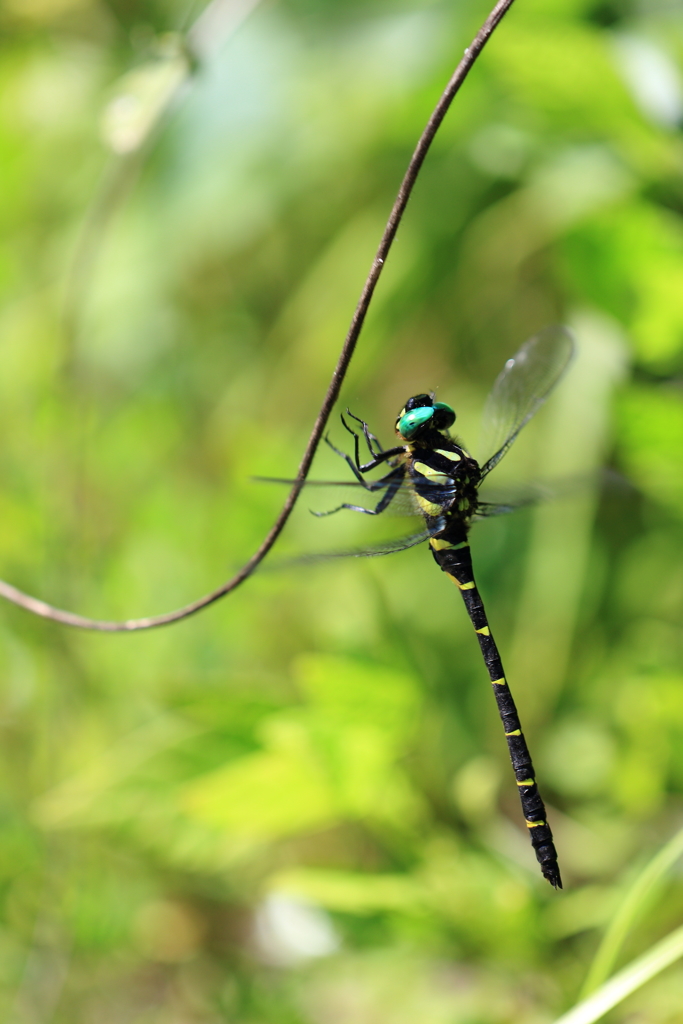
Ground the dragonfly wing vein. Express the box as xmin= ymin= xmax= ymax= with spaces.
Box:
xmin=479 ymin=325 xmax=575 ymax=478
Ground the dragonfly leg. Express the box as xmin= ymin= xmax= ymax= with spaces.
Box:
xmin=324 ymin=431 xmax=405 ymax=481
xmin=312 ymin=502 xmax=383 ymax=517
xmin=313 ymin=504 xmax=372 ymax=517
xmin=323 ymin=433 xmax=370 ymax=487
xmin=341 ymin=412 xmax=386 ymax=470
xmin=371 ymin=468 xmax=405 ymax=513
xmin=340 ymin=415 xmax=367 ymax=473
xmin=355 ymin=445 xmax=407 ymax=473
xmin=344 ymin=410 xmax=384 ymax=459
xmin=341 ymin=411 xmax=404 ymax=472
xmin=310 ymin=466 xmax=406 ymax=517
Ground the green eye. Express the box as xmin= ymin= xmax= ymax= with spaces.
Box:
xmin=432 ymin=402 xmax=456 ymax=429
xmin=397 ymin=406 xmax=434 ymax=439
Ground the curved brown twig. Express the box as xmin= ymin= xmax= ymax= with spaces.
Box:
xmin=0 ymin=0 xmax=517 ymax=632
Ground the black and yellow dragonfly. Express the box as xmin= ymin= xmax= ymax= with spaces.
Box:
xmin=263 ymin=325 xmax=575 ymax=888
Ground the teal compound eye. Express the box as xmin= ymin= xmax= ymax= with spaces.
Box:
xmin=432 ymin=402 xmax=456 ymax=430
xmin=397 ymin=406 xmax=434 ymax=439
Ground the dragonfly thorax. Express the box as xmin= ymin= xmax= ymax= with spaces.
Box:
xmin=407 ymin=434 xmax=481 ymax=527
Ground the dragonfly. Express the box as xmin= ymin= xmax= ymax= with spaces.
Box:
xmin=262 ymin=325 xmax=575 ymax=888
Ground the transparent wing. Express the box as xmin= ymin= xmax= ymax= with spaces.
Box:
xmin=479 ymin=325 xmax=576 ymax=479
xmin=254 ymin=476 xmax=456 ymax=519
xmin=262 ymin=527 xmax=434 ymax=572
xmin=473 ymin=469 xmax=630 ymax=519
xmin=472 ymin=482 xmax=555 ymax=520
xmin=256 ymin=475 xmax=554 ymax=522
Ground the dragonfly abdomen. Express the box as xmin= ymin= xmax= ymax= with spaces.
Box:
xmin=429 ymin=538 xmax=562 ymax=889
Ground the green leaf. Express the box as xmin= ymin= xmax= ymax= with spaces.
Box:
xmin=553 ymin=924 xmax=683 ymax=1024
xmin=582 ymin=825 xmax=683 ymax=995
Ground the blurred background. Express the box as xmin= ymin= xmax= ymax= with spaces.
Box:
xmin=0 ymin=0 xmax=682 ymax=1020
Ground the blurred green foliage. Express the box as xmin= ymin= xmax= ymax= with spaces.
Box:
xmin=0 ymin=0 xmax=683 ymax=1020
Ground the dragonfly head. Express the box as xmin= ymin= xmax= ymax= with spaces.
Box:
xmin=396 ymin=395 xmax=456 ymax=441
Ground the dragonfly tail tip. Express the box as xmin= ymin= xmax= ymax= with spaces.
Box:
xmin=545 ymin=867 xmax=563 ymax=890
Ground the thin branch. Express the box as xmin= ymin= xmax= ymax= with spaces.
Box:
xmin=0 ymin=0 xmax=517 ymax=632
